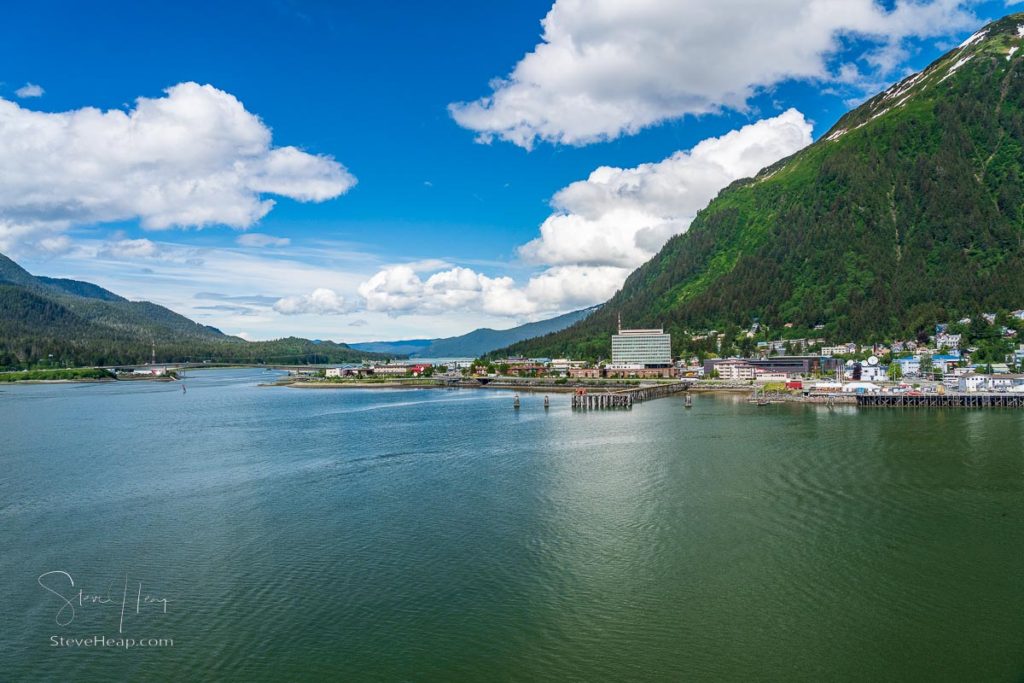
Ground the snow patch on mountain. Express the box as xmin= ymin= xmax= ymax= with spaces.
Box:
xmin=959 ymin=30 xmax=987 ymax=49
xmin=940 ymin=54 xmax=974 ymax=83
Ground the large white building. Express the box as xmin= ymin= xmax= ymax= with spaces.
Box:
xmin=611 ymin=326 xmax=672 ymax=367
xmin=714 ymin=359 xmax=757 ymax=380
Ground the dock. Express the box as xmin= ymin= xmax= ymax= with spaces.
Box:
xmin=571 ymin=382 xmax=690 ymax=410
xmin=856 ymin=393 xmax=1024 ymax=408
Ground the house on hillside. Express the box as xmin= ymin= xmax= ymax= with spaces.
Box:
xmin=934 ymin=333 xmax=962 ymax=351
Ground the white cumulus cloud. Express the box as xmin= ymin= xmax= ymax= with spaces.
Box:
xmin=450 ymin=0 xmax=978 ymax=148
xmin=274 ymin=287 xmax=351 ymax=315
xmin=357 ymin=262 xmax=632 ymax=319
xmin=15 ymin=83 xmax=44 ymax=98
xmin=356 ymin=109 xmax=812 ymax=318
xmin=0 ymin=82 xmax=355 ymax=252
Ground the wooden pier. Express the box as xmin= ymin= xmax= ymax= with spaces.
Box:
xmin=571 ymin=382 xmax=690 ymax=410
xmin=856 ymin=393 xmax=1024 ymax=408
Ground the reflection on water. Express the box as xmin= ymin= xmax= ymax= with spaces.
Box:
xmin=1 ymin=369 xmax=1023 ymax=681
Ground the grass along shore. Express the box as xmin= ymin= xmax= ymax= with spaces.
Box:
xmin=0 ymin=368 xmax=116 ymax=383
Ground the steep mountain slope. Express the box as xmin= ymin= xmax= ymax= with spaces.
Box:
xmin=35 ymin=277 xmax=127 ymax=302
xmin=352 ymin=306 xmax=599 ymax=358
xmin=0 ymin=252 xmax=389 ymax=368
xmin=502 ymin=14 xmax=1024 ymax=359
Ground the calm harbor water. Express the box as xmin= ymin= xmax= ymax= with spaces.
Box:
xmin=1 ymin=368 xmax=1023 ymax=681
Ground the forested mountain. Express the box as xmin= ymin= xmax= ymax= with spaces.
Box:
xmin=0 ymin=252 xmax=388 ymax=368
xmin=351 ymin=306 xmax=599 ymax=358
xmin=501 ymin=14 xmax=1024 ymax=360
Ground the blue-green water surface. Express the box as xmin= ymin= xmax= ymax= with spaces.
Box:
xmin=1 ymin=369 xmax=1022 ymax=681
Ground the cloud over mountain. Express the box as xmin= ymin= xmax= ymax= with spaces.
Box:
xmin=450 ymin=0 xmax=978 ymax=148
xmin=356 ymin=109 xmax=812 ymax=317
xmin=520 ymin=109 xmax=812 ymax=268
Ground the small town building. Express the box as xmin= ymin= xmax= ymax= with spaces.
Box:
xmin=958 ymin=374 xmax=988 ymax=393
xmin=895 ymin=357 xmax=921 ymax=376
xmin=755 ymin=372 xmax=790 ymax=383
xmin=371 ymin=364 xmax=410 ymax=376
xmin=989 ymin=375 xmax=1024 ymax=391
xmin=704 ymin=355 xmax=841 ymax=378
xmin=604 ymin=363 xmax=675 ymax=379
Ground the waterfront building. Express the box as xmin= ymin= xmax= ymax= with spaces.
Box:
xmin=611 ymin=325 xmax=672 ymax=367
xmin=371 ymin=364 xmax=411 ymax=376
xmin=550 ymin=358 xmax=587 ymax=374
xmin=842 ymin=381 xmax=882 ymax=394
xmin=988 ymin=375 xmax=1024 ymax=391
xmin=141 ymin=367 xmax=167 ymax=376
xmin=604 ymin=364 xmax=675 ymax=379
xmin=327 ymin=365 xmax=367 ymax=378
xmin=704 ymin=355 xmax=842 ymax=378
xmin=959 ymin=374 xmax=989 ymax=393
xmin=712 ymin=359 xmax=757 ymax=381
xmin=505 ymin=363 xmax=546 ymax=377
xmin=755 ymin=372 xmax=790 ymax=383
xmin=857 ymin=364 xmax=887 ymax=382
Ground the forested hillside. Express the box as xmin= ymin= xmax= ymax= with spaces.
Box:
xmin=0 ymin=253 xmax=388 ymax=368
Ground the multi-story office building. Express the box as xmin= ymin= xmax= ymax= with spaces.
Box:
xmin=611 ymin=327 xmax=672 ymax=367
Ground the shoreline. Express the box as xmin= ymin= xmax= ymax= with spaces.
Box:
xmin=281 ymin=380 xmax=586 ymax=393
xmin=0 ymin=376 xmax=175 ymax=385
xmin=278 ymin=379 xmax=795 ymax=396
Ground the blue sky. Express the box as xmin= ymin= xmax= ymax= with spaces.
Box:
xmin=1 ymin=0 xmax=1020 ymax=340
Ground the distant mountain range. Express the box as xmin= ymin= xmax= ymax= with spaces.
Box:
xmin=0 ymin=252 xmax=387 ymax=368
xmin=351 ymin=306 xmax=600 ymax=358
xmin=502 ymin=13 xmax=1024 ymax=359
